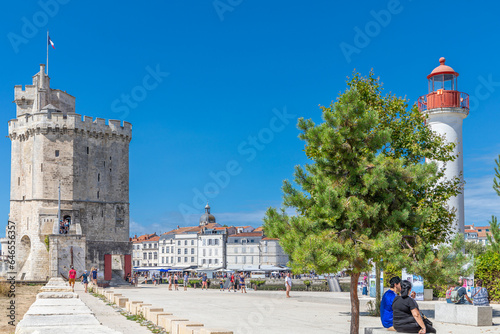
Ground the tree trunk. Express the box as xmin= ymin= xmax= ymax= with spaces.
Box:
xmin=350 ymin=272 xmax=360 ymax=334
xmin=375 ymin=262 xmax=381 ymax=316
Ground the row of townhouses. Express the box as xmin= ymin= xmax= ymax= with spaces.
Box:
xmin=131 ymin=204 xmax=289 ymax=271
xmin=464 ymin=224 xmax=494 ymax=245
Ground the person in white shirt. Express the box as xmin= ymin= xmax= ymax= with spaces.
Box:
xmin=285 ymin=273 xmax=292 ymax=298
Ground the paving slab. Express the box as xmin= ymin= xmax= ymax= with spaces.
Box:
xmin=26 ymin=305 xmax=93 ymax=315
xmin=37 ymin=291 xmax=79 ymax=299
xmin=17 ymin=314 xmax=100 ymax=327
xmin=16 ymin=325 xmax=122 ymax=334
xmin=30 ymin=298 xmax=87 ymax=306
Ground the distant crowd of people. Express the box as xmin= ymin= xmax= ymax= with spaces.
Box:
xmin=59 ymin=219 xmax=71 ymax=234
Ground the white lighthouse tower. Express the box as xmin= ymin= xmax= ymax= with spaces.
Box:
xmin=418 ymin=57 xmax=469 ymax=234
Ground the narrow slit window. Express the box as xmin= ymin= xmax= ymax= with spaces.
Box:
xmin=87 ymin=147 xmax=89 ymax=154
xmin=97 ymin=191 xmax=100 ymax=199
xmin=98 ymin=173 xmax=100 ymax=182
xmin=55 ymin=150 xmax=59 ymax=157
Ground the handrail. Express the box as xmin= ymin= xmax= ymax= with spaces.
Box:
xmin=418 ymin=91 xmax=469 ymax=112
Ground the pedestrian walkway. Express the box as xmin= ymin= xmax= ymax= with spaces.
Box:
xmin=76 ymin=284 xmax=151 ymax=334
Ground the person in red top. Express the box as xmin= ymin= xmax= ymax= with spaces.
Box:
xmin=68 ymin=266 xmax=77 ymax=290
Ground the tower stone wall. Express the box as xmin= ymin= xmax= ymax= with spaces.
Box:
xmin=8 ymin=64 xmax=132 ymax=280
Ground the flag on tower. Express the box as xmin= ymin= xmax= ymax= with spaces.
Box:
xmin=48 ymin=35 xmax=55 ymax=49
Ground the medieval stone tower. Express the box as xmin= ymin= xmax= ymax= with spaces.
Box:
xmin=8 ymin=64 xmax=132 ymax=280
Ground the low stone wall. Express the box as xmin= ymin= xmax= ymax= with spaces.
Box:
xmin=435 ymin=303 xmax=492 ymax=326
xmin=15 ymin=277 xmax=121 ymax=334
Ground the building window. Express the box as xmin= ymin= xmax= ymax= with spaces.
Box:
xmin=184 ymin=257 xmax=187 ymax=262
xmin=215 ymin=249 xmax=218 ymax=256
xmin=41 ymin=163 xmax=43 ymax=172
xmin=143 ymin=253 xmax=147 ymax=259
xmin=148 ymin=252 xmax=152 ymax=259
xmin=202 ymin=259 xmax=206 ymax=264
xmin=215 ymin=259 xmax=218 ymax=264
xmin=178 ymin=241 xmax=181 ymax=246
xmin=154 ymin=253 xmax=157 ymax=260
xmin=208 ymin=239 xmax=212 ymax=246
xmin=215 ymin=239 xmax=219 ymax=245
xmin=235 ymin=257 xmax=238 ymax=264
xmin=209 ymin=249 xmax=212 ymax=256
xmin=178 ymin=249 xmax=181 ymax=254
xmin=165 ymin=257 xmax=169 ymax=263
xmin=55 ymin=150 xmax=59 ymax=157
xmin=203 ymin=249 xmax=206 ymax=256
xmin=202 ymin=239 xmax=206 ymax=246
xmin=191 ymin=248 xmax=194 ymax=254
xmin=184 ymin=240 xmax=187 ymax=246
xmin=171 ymin=246 xmax=174 ymax=253
xmin=87 ymin=147 xmax=89 ymax=154
xmin=178 ymin=257 xmax=181 ymax=262
xmin=191 ymin=257 xmax=194 ymax=262
xmin=166 ymin=247 xmax=169 ymax=254
xmin=184 ymin=249 xmax=188 ymax=254
xmin=191 ymin=240 xmax=194 ymax=245
xmin=208 ymin=259 xmax=212 ymax=264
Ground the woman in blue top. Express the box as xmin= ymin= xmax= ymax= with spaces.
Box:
xmin=380 ymin=276 xmax=401 ymax=329
xmin=81 ymin=270 xmax=89 ymax=293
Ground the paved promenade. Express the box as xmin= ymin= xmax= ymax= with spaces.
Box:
xmin=109 ymin=284 xmax=500 ymax=334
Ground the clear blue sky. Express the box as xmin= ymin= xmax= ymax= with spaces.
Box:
xmin=0 ymin=0 xmax=499 ymax=237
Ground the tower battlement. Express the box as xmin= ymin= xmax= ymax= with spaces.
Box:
xmin=8 ymin=113 xmax=132 ymax=141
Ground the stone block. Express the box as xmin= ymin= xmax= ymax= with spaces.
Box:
xmin=17 ymin=314 xmax=100 ymax=327
xmin=115 ymin=297 xmax=128 ymax=308
xmin=157 ymin=315 xmax=188 ymax=332
xmin=16 ymin=325 xmax=123 ymax=334
xmin=143 ymin=306 xmax=163 ymax=320
xmin=129 ymin=301 xmax=145 ymax=315
xmin=435 ymin=303 xmax=492 ymax=326
xmin=149 ymin=311 xmax=173 ymax=325
xmin=178 ymin=322 xmax=204 ymax=334
xmin=423 ymin=289 xmax=433 ymax=301
xmin=171 ymin=319 xmax=190 ymax=334
xmin=41 ymin=286 xmax=74 ymax=292
xmin=136 ymin=303 xmax=152 ymax=316
xmin=200 ymin=329 xmax=233 ymax=334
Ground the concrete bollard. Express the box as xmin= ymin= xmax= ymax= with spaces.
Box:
xmin=158 ymin=315 xmax=188 ymax=332
xmin=171 ymin=319 xmax=191 ymax=334
xmin=149 ymin=311 xmax=173 ymax=325
xmin=115 ymin=297 xmax=128 ymax=308
xmin=179 ymin=322 xmax=204 ymax=334
xmin=136 ymin=303 xmax=152 ymax=316
xmin=143 ymin=306 xmax=163 ymax=321
xmin=126 ymin=300 xmax=143 ymax=313
xmin=200 ymin=329 xmax=234 ymax=334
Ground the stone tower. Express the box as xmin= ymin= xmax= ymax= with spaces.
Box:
xmin=418 ymin=57 xmax=469 ymax=234
xmin=8 ymin=64 xmax=132 ymax=280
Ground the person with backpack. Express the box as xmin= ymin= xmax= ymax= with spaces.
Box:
xmin=450 ymin=278 xmax=473 ymax=304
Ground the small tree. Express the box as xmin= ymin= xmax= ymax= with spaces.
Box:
xmin=264 ymin=72 xmax=461 ymax=334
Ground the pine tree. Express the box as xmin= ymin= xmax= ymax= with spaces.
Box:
xmin=486 ymin=156 xmax=500 ymax=251
xmin=263 ymin=72 xmax=461 ymax=334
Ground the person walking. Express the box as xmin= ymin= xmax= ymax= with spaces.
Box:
xmin=68 ymin=266 xmax=77 ymax=291
xmin=220 ymin=277 xmax=225 ymax=291
xmin=168 ymin=274 xmax=172 ymax=290
xmin=202 ymin=273 xmax=208 ymax=290
xmin=81 ymin=270 xmax=89 ymax=293
xmin=174 ymin=273 xmax=179 ymax=291
xmin=183 ymin=272 xmax=189 ymax=291
xmin=90 ymin=267 xmax=98 ymax=287
xmin=229 ymin=273 xmax=235 ymax=292
xmin=240 ymin=272 xmax=247 ymax=293
xmin=285 ymin=272 xmax=292 ymax=298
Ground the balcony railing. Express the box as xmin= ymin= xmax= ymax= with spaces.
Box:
xmin=418 ymin=91 xmax=469 ymax=112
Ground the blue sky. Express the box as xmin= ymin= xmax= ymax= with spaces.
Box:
xmin=0 ymin=0 xmax=499 ymax=237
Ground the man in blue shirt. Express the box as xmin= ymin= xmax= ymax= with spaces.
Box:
xmin=380 ymin=276 xmax=401 ymax=329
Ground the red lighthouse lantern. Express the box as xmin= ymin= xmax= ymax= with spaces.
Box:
xmin=418 ymin=57 xmax=469 ymax=112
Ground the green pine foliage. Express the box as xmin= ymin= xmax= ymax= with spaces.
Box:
xmin=263 ymin=72 xmax=462 ymax=334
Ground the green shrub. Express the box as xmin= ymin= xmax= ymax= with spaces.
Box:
xmin=339 ymin=283 xmax=350 ymax=292
xmin=475 ymin=251 xmax=500 ymax=302
xmin=250 ymin=280 xmax=265 ymax=286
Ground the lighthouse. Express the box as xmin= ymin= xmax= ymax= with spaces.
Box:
xmin=418 ymin=57 xmax=469 ymax=234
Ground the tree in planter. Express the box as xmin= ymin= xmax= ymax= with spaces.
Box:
xmin=263 ymin=72 xmax=461 ymax=334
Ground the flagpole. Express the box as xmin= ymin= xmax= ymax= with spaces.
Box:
xmin=46 ymin=30 xmax=49 ymax=75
